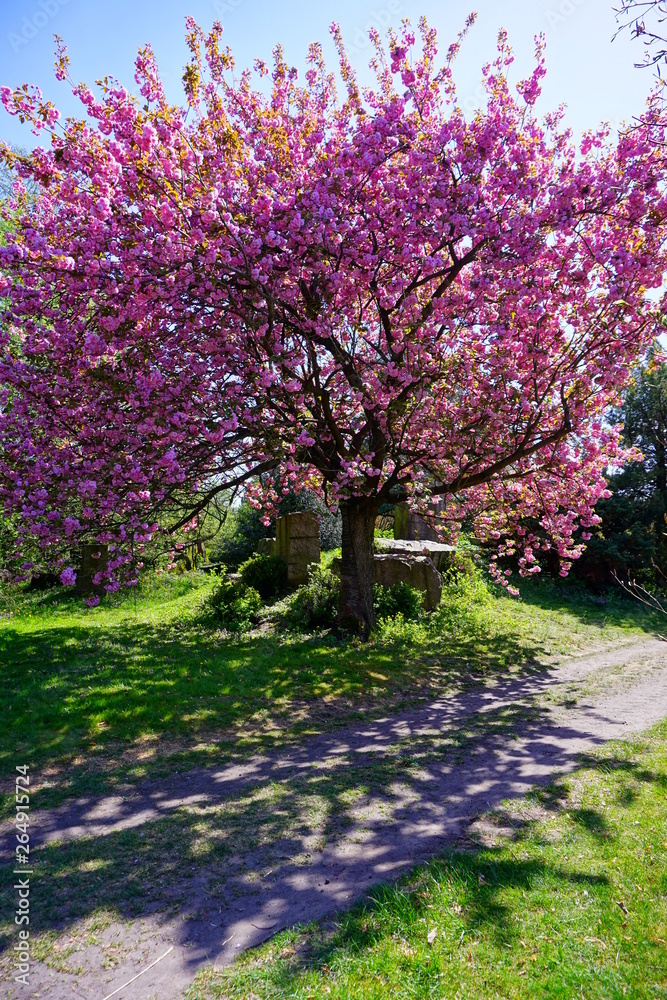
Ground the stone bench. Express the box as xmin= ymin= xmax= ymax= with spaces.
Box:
xmin=375 ymin=537 xmax=455 ymax=574
xmin=331 ymin=550 xmax=444 ymax=611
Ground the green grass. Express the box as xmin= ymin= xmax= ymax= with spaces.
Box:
xmin=188 ymin=722 xmax=667 ymax=1000
xmin=0 ymin=570 xmax=665 ymax=987
xmin=0 ymin=571 xmax=662 ymax=818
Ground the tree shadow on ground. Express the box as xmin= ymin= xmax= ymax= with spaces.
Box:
xmin=0 ymin=592 xmax=550 ymax=817
xmin=0 ymin=687 xmax=664 ymax=995
xmin=212 ymin=748 xmax=663 ymax=995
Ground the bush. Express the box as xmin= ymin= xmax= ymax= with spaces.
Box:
xmin=238 ymin=553 xmax=288 ymax=601
xmin=278 ymin=566 xmax=340 ymax=631
xmin=276 ymin=569 xmax=424 ymax=633
xmin=208 ymin=573 xmax=262 ymax=633
xmin=374 ymin=581 xmax=423 ymax=621
xmin=444 ymin=550 xmax=477 ymax=581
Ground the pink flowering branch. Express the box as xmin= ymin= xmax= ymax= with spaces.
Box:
xmin=1 ymin=17 xmax=667 ymax=628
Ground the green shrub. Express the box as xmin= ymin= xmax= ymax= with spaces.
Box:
xmin=445 ymin=550 xmax=477 ymax=581
xmin=376 ymin=613 xmax=429 ymax=645
xmin=206 ymin=502 xmax=267 ymax=569
xmin=238 ymin=553 xmax=288 ymax=601
xmin=276 ymin=570 xmax=424 ymax=633
xmin=278 ymin=566 xmax=340 ymax=631
xmin=208 ymin=573 xmax=262 ymax=633
xmin=374 ymin=581 xmax=424 ymax=621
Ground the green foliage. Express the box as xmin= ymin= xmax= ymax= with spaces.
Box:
xmin=208 ymin=573 xmax=262 ymax=633
xmin=276 ymin=566 xmax=340 ymax=631
xmin=373 ymin=581 xmax=423 ymax=621
xmin=238 ymin=553 xmax=288 ymax=601
xmin=576 ymin=354 xmax=667 ymax=588
xmin=207 ymin=502 xmax=268 ymax=569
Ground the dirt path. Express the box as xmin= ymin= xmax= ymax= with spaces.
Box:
xmin=3 ymin=638 xmax=667 ymax=1000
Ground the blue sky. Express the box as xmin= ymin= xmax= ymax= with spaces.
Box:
xmin=0 ymin=0 xmax=657 ymax=147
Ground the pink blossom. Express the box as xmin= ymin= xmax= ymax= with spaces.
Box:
xmin=0 ymin=86 xmax=16 ymax=114
xmin=159 ymin=201 xmax=176 ymax=227
xmin=0 ymin=19 xmax=665 ymax=612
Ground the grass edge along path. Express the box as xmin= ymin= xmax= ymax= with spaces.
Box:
xmin=189 ymin=720 xmax=667 ymax=1000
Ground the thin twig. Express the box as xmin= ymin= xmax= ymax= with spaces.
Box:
xmin=101 ymin=945 xmax=174 ymax=1000
xmin=612 ymin=572 xmax=667 ymax=639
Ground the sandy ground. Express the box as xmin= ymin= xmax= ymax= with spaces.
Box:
xmin=2 ymin=638 xmax=667 ymax=1000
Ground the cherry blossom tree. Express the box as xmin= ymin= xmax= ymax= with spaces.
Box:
xmin=1 ymin=17 xmax=667 ymax=633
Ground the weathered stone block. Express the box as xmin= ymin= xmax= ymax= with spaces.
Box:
xmin=285 ymin=515 xmax=320 ymax=538
xmin=257 ymin=537 xmax=277 ymax=556
xmin=274 ymin=511 xmax=321 ymax=586
xmin=376 ymin=538 xmax=455 ymax=573
xmin=374 ymin=553 xmax=442 ymax=610
xmin=288 ymin=536 xmax=321 ymax=558
xmin=393 ymin=503 xmax=441 ymax=542
xmin=393 ymin=503 xmax=409 ymax=540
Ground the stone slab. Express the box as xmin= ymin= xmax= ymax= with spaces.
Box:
xmin=274 ymin=511 xmax=321 ymax=586
xmin=376 ymin=538 xmax=455 ymax=573
xmin=283 ymin=512 xmax=320 ymax=538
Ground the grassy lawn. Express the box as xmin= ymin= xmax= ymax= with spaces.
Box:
xmin=0 ymin=570 xmax=663 ymax=819
xmin=188 ymin=721 xmax=667 ymax=1000
xmin=0 ymin=570 xmax=665 ymax=989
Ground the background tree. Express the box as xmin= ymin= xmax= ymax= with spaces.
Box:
xmin=576 ymin=350 xmax=667 ymax=586
xmin=1 ymin=20 xmax=667 ymax=634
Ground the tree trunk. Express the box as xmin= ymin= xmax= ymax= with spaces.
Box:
xmin=338 ymin=499 xmax=378 ymax=638
xmin=75 ymin=542 xmax=109 ymax=597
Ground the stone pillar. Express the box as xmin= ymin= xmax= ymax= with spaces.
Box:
xmin=75 ymin=543 xmax=109 ymax=596
xmin=257 ymin=538 xmax=277 ymax=556
xmin=275 ymin=511 xmax=320 ymax=586
xmin=393 ymin=504 xmax=440 ymax=542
